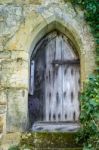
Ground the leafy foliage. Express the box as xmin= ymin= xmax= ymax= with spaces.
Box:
xmin=8 ymin=146 xmax=20 ymax=150
xmin=77 ymin=75 xmax=99 ymax=150
xmin=64 ymin=0 xmax=99 ymax=149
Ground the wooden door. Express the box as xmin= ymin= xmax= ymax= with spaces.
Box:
xmin=30 ymin=31 xmax=80 ymax=123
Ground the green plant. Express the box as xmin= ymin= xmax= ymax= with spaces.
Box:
xmin=77 ymin=75 xmax=99 ymax=150
xmin=8 ymin=146 xmax=20 ymax=150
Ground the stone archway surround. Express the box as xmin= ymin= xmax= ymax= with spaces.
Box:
xmin=0 ymin=1 xmax=95 ymax=137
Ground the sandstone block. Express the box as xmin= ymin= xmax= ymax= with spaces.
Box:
xmin=0 ymin=116 xmax=3 ymax=133
xmin=0 ymin=91 xmax=7 ymax=105
xmin=1 ymin=59 xmax=29 ymax=88
xmin=6 ymin=89 xmax=28 ymax=132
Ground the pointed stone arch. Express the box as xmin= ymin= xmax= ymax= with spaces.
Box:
xmin=3 ymin=3 xmax=95 ymax=132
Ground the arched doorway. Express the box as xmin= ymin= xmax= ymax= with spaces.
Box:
xmin=29 ymin=31 xmax=80 ymax=131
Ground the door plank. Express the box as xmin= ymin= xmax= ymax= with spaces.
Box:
xmin=34 ymin=45 xmax=45 ymax=121
xmin=54 ymin=35 xmax=63 ymax=121
xmin=45 ymin=34 xmax=56 ymax=121
xmin=62 ymin=36 xmax=80 ymax=121
xmin=29 ymin=60 xmax=35 ymax=95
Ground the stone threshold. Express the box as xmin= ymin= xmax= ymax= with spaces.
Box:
xmin=32 ymin=122 xmax=80 ymax=132
xmin=31 ymin=148 xmax=82 ymax=150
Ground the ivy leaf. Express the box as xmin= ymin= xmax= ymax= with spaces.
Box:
xmin=89 ymin=99 xmax=97 ymax=107
xmin=93 ymin=112 xmax=99 ymax=119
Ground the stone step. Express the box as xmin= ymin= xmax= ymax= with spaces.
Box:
xmin=33 ymin=149 xmax=82 ymax=150
xmin=20 ymin=132 xmax=82 ymax=149
xmin=32 ymin=122 xmax=80 ymax=132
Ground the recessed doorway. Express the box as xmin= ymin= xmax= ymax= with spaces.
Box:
xmin=29 ymin=31 xmax=80 ymax=131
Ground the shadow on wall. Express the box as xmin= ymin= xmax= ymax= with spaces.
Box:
xmin=28 ymin=94 xmax=42 ymax=128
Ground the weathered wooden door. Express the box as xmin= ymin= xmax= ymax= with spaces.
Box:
xmin=30 ymin=31 xmax=80 ymax=123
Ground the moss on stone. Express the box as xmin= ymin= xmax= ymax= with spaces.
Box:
xmin=20 ymin=132 xmax=82 ymax=149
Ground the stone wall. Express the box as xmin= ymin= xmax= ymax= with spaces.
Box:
xmin=0 ymin=0 xmax=95 ymax=148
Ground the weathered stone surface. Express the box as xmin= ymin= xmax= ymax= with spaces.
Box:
xmin=6 ymin=89 xmax=28 ymax=132
xmin=0 ymin=0 xmax=64 ymax=5
xmin=1 ymin=132 xmax=21 ymax=150
xmin=0 ymin=116 xmax=3 ymax=133
xmin=0 ymin=50 xmax=28 ymax=61
xmin=0 ymin=51 xmax=11 ymax=60
xmin=0 ymin=113 xmax=6 ymax=135
xmin=0 ymin=5 xmax=23 ymax=36
xmin=0 ymin=0 xmax=42 ymax=5
xmin=0 ymin=91 xmax=7 ymax=105
xmin=0 ymin=59 xmax=28 ymax=88
xmin=0 ymin=37 xmax=5 ymax=51
xmin=0 ymin=105 xmax=6 ymax=114
xmin=4 ymin=10 xmax=45 ymax=51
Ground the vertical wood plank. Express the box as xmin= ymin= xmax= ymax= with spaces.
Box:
xmin=73 ymin=66 xmax=80 ymax=121
xmin=44 ymin=32 xmax=56 ymax=121
xmin=54 ymin=35 xmax=63 ymax=121
xmin=62 ymin=35 xmax=80 ymax=122
xmin=34 ymin=45 xmax=46 ymax=121
xmin=29 ymin=60 xmax=35 ymax=95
